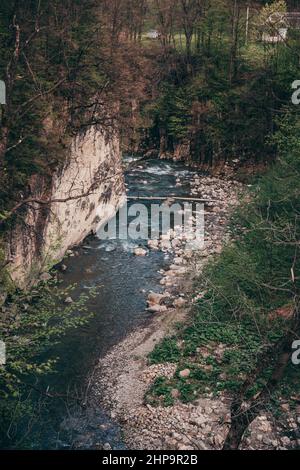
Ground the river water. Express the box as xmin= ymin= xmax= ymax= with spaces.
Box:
xmin=17 ymin=157 xmax=198 ymax=449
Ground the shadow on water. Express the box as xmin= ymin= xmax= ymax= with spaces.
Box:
xmin=15 ymin=158 xmax=197 ymax=449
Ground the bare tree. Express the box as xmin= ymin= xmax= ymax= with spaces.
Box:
xmin=153 ymin=0 xmax=178 ymax=49
xmin=228 ymin=0 xmax=241 ymax=84
xmin=124 ymin=0 xmax=148 ymax=42
xmin=179 ymin=0 xmax=203 ymax=66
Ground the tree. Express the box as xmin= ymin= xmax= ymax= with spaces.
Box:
xmin=179 ymin=0 xmax=203 ymax=65
xmin=124 ymin=0 xmax=148 ymax=42
xmin=153 ymin=0 xmax=178 ymax=49
xmin=0 ymin=0 xmax=150 ymax=222
xmin=223 ymin=108 xmax=300 ymax=449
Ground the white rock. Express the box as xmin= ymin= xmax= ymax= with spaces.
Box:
xmin=40 ymin=272 xmax=52 ymax=282
xmin=171 ymin=389 xmax=180 ymax=399
xmin=190 ymin=416 xmax=207 ymax=427
xmin=161 ymin=234 xmax=170 ymax=241
xmin=103 ymin=443 xmax=112 ymax=450
xmin=134 ymin=247 xmax=147 ymax=256
xmin=179 ymin=369 xmax=191 ymax=378
xmin=171 ymin=239 xmax=181 ymax=248
xmin=160 ymin=240 xmax=172 ymax=250
xmin=280 ymin=436 xmax=291 ymax=447
xmin=148 ymin=239 xmax=159 ymax=250
xmin=174 ymin=298 xmax=187 ymax=308
xmin=147 ymin=292 xmax=164 ymax=305
xmin=147 ymin=305 xmax=168 ymax=314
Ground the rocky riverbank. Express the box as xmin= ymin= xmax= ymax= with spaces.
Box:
xmin=90 ymin=172 xmax=299 ymax=450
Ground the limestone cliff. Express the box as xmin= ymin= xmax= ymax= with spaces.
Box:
xmin=6 ymin=128 xmax=125 ymax=286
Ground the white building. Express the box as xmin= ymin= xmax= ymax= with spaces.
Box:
xmin=146 ymin=29 xmax=160 ymax=40
xmin=262 ymin=11 xmax=300 ymax=43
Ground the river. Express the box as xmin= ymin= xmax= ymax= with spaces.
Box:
xmin=16 ymin=157 xmax=198 ymax=450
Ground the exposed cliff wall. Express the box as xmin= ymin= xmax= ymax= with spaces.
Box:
xmin=6 ymin=127 xmax=125 ymax=286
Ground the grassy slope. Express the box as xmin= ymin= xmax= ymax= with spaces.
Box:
xmin=145 ymin=110 xmax=300 ymax=415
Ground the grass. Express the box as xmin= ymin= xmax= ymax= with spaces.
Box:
xmin=146 ymin=305 xmax=264 ymax=405
xmin=146 ymin=300 xmax=300 ymax=408
xmin=147 ymin=260 xmax=299 ymax=411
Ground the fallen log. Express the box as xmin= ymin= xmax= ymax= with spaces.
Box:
xmin=126 ymin=196 xmax=217 ymax=203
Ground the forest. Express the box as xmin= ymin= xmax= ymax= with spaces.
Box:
xmin=0 ymin=0 xmax=300 ymax=456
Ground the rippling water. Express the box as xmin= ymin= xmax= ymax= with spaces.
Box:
xmin=15 ymin=157 xmax=198 ymax=449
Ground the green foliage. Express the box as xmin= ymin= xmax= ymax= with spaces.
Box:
xmin=0 ymin=0 xmax=111 ymax=215
xmin=257 ymin=0 xmax=287 ymax=34
xmin=146 ymin=306 xmax=286 ymax=406
xmin=0 ymin=246 xmax=14 ymax=297
xmin=0 ymin=277 xmax=96 ymax=447
xmin=149 ymin=336 xmax=181 ymax=364
xmin=145 ymin=376 xmax=175 ymax=407
xmin=141 ymin=0 xmax=298 ymax=166
xmin=146 ymin=108 xmax=300 ymax=408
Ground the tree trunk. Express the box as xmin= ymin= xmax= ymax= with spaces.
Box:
xmin=0 ymin=126 xmax=8 ymax=172
xmin=229 ymin=0 xmax=239 ymax=84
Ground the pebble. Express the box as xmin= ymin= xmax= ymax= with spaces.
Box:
xmin=103 ymin=443 xmax=112 ymax=450
xmin=179 ymin=369 xmax=191 ymax=378
xmin=171 ymin=389 xmax=180 ymax=399
xmin=134 ymin=247 xmax=148 ymax=256
xmin=148 ymin=239 xmax=159 ymax=250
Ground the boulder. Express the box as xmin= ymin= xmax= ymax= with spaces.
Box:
xmin=147 ymin=291 xmax=169 ymax=306
xmin=179 ymin=369 xmax=191 ymax=378
xmin=174 ymin=297 xmax=187 ymax=308
xmin=134 ymin=247 xmax=147 ymax=256
xmin=148 ymin=239 xmax=159 ymax=250
xmin=147 ymin=305 xmax=168 ymax=314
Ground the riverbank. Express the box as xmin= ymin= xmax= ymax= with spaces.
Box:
xmin=91 ymin=172 xmax=263 ymax=450
xmin=3 ymin=158 xmax=297 ymax=451
xmin=91 ymin=162 xmax=300 ymax=451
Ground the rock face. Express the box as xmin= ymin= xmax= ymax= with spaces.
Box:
xmin=6 ymin=128 xmax=125 ymax=286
